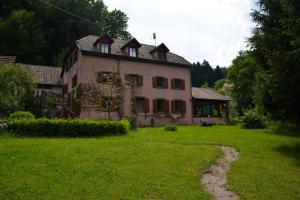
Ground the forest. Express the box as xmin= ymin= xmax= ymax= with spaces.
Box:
xmin=0 ymin=0 xmax=131 ymax=66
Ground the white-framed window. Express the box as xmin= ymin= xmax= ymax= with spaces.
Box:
xmin=134 ymin=97 xmax=145 ymax=113
xmin=129 ymin=74 xmax=138 ymax=86
xmin=174 ymin=100 xmax=183 ymax=113
xmin=175 ymin=79 xmax=183 ymax=89
xmin=156 ymin=77 xmax=165 ymax=88
xmin=157 ymin=99 xmax=165 ymax=112
xmin=100 ymin=43 xmax=109 ymax=53
xmin=129 ymin=47 xmax=137 ymax=57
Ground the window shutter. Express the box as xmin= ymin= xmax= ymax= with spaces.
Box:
xmin=125 ymin=73 xmax=130 ymax=84
xmin=171 ymin=79 xmax=175 ymax=89
xmin=171 ymin=100 xmax=175 ymax=113
xmin=182 ymin=100 xmax=186 ymax=114
xmin=182 ymin=79 xmax=185 ymax=90
xmin=63 ymin=84 xmax=68 ymax=95
xmin=97 ymin=72 xmax=103 ymax=83
xmin=72 ymin=75 xmax=77 ymax=88
xmin=164 ymin=78 xmax=168 ymax=88
xmin=164 ymin=100 xmax=170 ymax=113
xmin=153 ymin=99 xmax=158 ymax=113
xmin=144 ymin=98 xmax=149 ymax=113
xmin=138 ymin=75 xmax=143 ymax=86
xmin=152 ymin=77 xmax=157 ymax=88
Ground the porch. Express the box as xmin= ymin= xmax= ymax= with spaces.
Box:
xmin=192 ymin=87 xmax=231 ymax=125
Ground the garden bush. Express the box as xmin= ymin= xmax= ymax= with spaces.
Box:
xmin=241 ymin=109 xmax=266 ymax=129
xmin=9 ymin=118 xmax=130 ymax=137
xmin=128 ymin=117 xmax=138 ymax=130
xmin=9 ymin=111 xmax=35 ymax=121
xmin=164 ymin=125 xmax=177 ymax=132
xmin=268 ymin=121 xmax=299 ymax=132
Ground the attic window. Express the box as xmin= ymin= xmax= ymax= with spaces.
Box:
xmin=129 ymin=47 xmax=137 ymax=57
xmin=158 ymin=51 xmax=166 ymax=61
xmin=100 ymin=43 xmax=109 ymax=53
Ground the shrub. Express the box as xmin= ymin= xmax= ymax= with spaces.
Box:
xmin=241 ymin=109 xmax=266 ymax=129
xmin=164 ymin=125 xmax=177 ymax=132
xmin=9 ymin=111 xmax=35 ymax=121
xmin=268 ymin=121 xmax=299 ymax=132
xmin=128 ymin=117 xmax=138 ymax=130
xmin=9 ymin=118 xmax=130 ymax=137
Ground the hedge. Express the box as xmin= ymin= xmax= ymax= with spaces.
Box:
xmin=9 ymin=111 xmax=35 ymax=120
xmin=9 ymin=118 xmax=130 ymax=137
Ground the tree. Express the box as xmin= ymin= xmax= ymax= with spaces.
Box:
xmin=0 ymin=64 xmax=34 ymax=117
xmin=0 ymin=10 xmax=46 ymax=64
xmin=227 ymin=51 xmax=260 ymax=115
xmin=191 ymin=60 xmax=228 ymax=88
xmin=0 ymin=0 xmax=131 ymax=66
xmin=249 ymin=0 xmax=300 ymax=123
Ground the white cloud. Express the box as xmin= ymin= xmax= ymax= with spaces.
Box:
xmin=103 ymin=0 xmax=255 ymax=67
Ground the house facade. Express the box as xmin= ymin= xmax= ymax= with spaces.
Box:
xmin=61 ymin=34 xmax=193 ymax=125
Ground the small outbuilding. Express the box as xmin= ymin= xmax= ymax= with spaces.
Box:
xmin=192 ymin=87 xmax=231 ymax=125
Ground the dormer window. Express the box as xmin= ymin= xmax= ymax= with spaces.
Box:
xmin=121 ymin=38 xmax=141 ymax=58
xmin=100 ymin=43 xmax=109 ymax=53
xmin=158 ymin=51 xmax=166 ymax=61
xmin=150 ymin=43 xmax=170 ymax=61
xmin=129 ymin=47 xmax=137 ymax=57
xmin=93 ymin=34 xmax=114 ymax=54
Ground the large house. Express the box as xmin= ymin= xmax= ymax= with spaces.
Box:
xmin=61 ymin=34 xmax=193 ymax=125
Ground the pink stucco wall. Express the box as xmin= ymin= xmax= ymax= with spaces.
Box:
xmin=64 ymin=53 xmax=192 ymax=125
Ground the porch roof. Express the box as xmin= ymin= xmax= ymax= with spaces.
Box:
xmin=192 ymin=87 xmax=231 ymax=101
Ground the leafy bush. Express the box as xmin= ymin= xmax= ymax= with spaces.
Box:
xmin=9 ymin=111 xmax=35 ymax=121
xmin=241 ymin=110 xmax=266 ymax=129
xmin=9 ymin=118 xmax=130 ymax=137
xmin=164 ymin=125 xmax=177 ymax=132
xmin=268 ymin=121 xmax=299 ymax=132
xmin=0 ymin=64 xmax=34 ymax=118
xmin=129 ymin=117 xmax=138 ymax=130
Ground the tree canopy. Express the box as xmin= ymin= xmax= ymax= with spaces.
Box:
xmin=249 ymin=0 xmax=300 ymax=123
xmin=0 ymin=64 xmax=34 ymax=117
xmin=227 ymin=51 xmax=260 ymax=114
xmin=0 ymin=0 xmax=131 ymax=66
xmin=191 ymin=60 xmax=227 ymax=88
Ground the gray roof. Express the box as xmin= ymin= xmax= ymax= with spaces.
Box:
xmin=20 ymin=64 xmax=63 ymax=86
xmin=0 ymin=56 xmax=16 ymax=65
xmin=76 ymin=35 xmax=192 ymax=66
xmin=192 ymin=87 xmax=231 ymax=101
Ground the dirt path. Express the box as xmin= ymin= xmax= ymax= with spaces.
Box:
xmin=201 ymin=145 xmax=240 ymax=200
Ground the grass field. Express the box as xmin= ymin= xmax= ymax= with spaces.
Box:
xmin=0 ymin=126 xmax=299 ymax=200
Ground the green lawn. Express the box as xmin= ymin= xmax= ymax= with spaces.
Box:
xmin=0 ymin=126 xmax=299 ymax=200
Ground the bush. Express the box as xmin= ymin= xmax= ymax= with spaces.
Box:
xmin=9 ymin=111 xmax=35 ymax=121
xmin=164 ymin=125 xmax=177 ymax=132
xmin=241 ymin=110 xmax=266 ymax=129
xmin=268 ymin=121 xmax=299 ymax=132
xmin=9 ymin=118 xmax=130 ymax=137
xmin=129 ymin=117 xmax=138 ymax=130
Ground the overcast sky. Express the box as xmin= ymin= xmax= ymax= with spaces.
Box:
xmin=103 ymin=0 xmax=256 ymax=67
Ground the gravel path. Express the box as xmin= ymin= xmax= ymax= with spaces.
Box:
xmin=201 ymin=145 xmax=240 ymax=200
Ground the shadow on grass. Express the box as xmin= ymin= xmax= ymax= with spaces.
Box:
xmin=275 ymin=143 xmax=300 ymax=166
xmin=264 ymin=129 xmax=300 ymax=138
